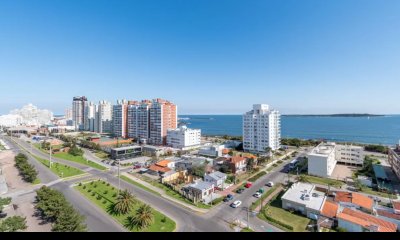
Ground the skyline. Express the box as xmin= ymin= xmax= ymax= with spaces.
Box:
xmin=1 ymin=0 xmax=400 ymax=115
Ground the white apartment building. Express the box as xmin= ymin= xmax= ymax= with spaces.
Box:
xmin=127 ymin=100 xmax=152 ymax=143
xmin=308 ymin=142 xmax=337 ymax=178
xmin=112 ymin=99 xmax=128 ymax=138
xmin=335 ymin=144 xmax=364 ymax=166
xmin=72 ymin=96 xmax=87 ymax=131
xmin=308 ymin=142 xmax=364 ymax=178
xmin=97 ymin=100 xmax=113 ymax=134
xmin=166 ymin=126 xmax=201 ymax=150
xmin=243 ymin=104 xmax=281 ymax=152
xmin=84 ymin=102 xmax=98 ymax=132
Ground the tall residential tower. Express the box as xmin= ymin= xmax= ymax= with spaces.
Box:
xmin=243 ymin=104 xmax=281 ymax=152
xmin=72 ymin=96 xmax=88 ymax=131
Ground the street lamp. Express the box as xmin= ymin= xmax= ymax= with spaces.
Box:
xmin=49 ymin=144 xmax=52 ymax=168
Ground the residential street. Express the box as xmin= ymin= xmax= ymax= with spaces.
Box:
xmin=4 ymin=135 xmax=316 ymax=232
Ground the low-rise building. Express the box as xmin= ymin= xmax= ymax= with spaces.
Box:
xmin=308 ymin=142 xmax=364 ymax=178
xmin=334 ymin=191 xmax=374 ymax=213
xmin=142 ymin=145 xmax=168 ymax=157
xmin=374 ymin=205 xmax=400 ymax=231
xmin=224 ymin=156 xmax=247 ymax=174
xmin=161 ymin=170 xmax=193 ymax=184
xmin=281 ymin=182 xmax=326 ymax=220
xmin=204 ymin=171 xmax=227 ymax=190
xmin=166 ymin=126 xmax=201 ymax=150
xmin=337 ymin=208 xmax=397 ymax=232
xmin=198 ymin=144 xmax=225 ymax=157
xmin=182 ymin=180 xmax=215 ymax=204
xmin=110 ymin=146 xmax=142 ymax=160
xmin=388 ymin=144 xmax=400 ymax=180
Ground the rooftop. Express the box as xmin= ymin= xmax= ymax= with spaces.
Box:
xmin=148 ymin=164 xmax=171 ymax=173
xmin=156 ymin=160 xmax=171 ymax=167
xmin=321 ymin=200 xmax=339 ymax=218
xmin=111 ymin=145 xmax=142 ymax=151
xmin=376 ymin=209 xmax=400 ymax=220
xmin=309 ymin=143 xmax=336 ymax=157
xmin=334 ymin=191 xmax=374 ymax=210
xmin=338 ymin=208 xmax=397 ymax=232
xmin=281 ymin=182 xmax=326 ymax=212
xmin=206 ymin=171 xmax=227 ymax=181
xmin=393 ymin=201 xmax=400 ymax=212
xmin=228 ymin=156 xmax=247 ymax=164
xmin=189 ymin=180 xmax=214 ymax=191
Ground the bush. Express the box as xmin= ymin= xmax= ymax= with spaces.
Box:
xmin=82 ymin=185 xmax=86 ymax=189
xmin=161 ymin=216 xmax=166 ymax=223
xmin=78 ymin=183 xmax=82 ymax=186
xmin=96 ymin=195 xmax=102 ymax=200
xmin=106 ymin=183 xmax=110 ymax=186
xmin=93 ymin=184 xmax=97 ymax=188
xmin=91 ymin=192 xmax=96 ymax=196
xmin=87 ymin=189 xmax=92 ymax=193
xmin=102 ymin=200 xmax=107 ymax=204
xmin=112 ymin=193 xmax=117 ymax=197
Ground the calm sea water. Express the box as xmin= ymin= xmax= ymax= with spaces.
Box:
xmin=178 ymin=115 xmax=400 ymax=145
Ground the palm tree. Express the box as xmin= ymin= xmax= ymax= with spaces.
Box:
xmin=113 ymin=189 xmax=136 ymax=215
xmin=128 ymin=204 xmax=154 ymax=230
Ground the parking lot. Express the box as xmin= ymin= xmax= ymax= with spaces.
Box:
xmin=330 ymin=164 xmax=358 ymax=181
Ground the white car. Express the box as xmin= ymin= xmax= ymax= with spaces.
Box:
xmin=266 ymin=181 xmax=274 ymax=187
xmin=230 ymin=200 xmax=242 ymax=208
xmin=253 ymin=192 xmax=262 ymax=198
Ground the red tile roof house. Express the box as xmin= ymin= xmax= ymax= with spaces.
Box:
xmin=224 ymin=156 xmax=248 ymax=174
xmin=334 ymin=191 xmax=374 ymax=213
xmin=338 ymin=208 xmax=397 ymax=232
xmin=374 ymin=201 xmax=400 ymax=231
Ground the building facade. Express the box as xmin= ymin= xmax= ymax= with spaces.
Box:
xmin=72 ymin=96 xmax=87 ymax=131
xmin=84 ymin=101 xmax=98 ymax=132
xmin=166 ymin=126 xmax=201 ymax=150
xmin=388 ymin=144 xmax=400 ymax=180
xmin=112 ymin=99 xmax=129 ymax=138
xmin=308 ymin=142 xmax=364 ymax=178
xmin=65 ymin=108 xmax=73 ymax=120
xmin=97 ymin=100 xmax=113 ymax=134
xmin=149 ymin=99 xmax=177 ymax=145
xmin=243 ymin=104 xmax=281 ymax=152
xmin=127 ymin=100 xmax=152 ymax=143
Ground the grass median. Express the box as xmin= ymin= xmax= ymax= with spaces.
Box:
xmin=54 ymin=152 xmax=107 ymax=170
xmin=32 ymin=155 xmax=85 ymax=178
xmin=75 ymin=180 xmax=176 ymax=232
xmin=120 ymin=175 xmax=161 ymax=196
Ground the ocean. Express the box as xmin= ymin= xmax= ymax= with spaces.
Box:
xmin=178 ymin=115 xmax=400 ymax=146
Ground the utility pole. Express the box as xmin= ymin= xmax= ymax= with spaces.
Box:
xmin=49 ymin=144 xmax=52 ymax=168
xmin=247 ymin=203 xmax=250 ymax=229
xmin=118 ymin=158 xmax=121 ymax=193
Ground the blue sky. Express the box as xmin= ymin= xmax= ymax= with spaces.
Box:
xmin=0 ymin=0 xmax=399 ymax=115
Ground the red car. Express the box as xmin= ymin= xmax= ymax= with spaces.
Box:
xmin=133 ymin=164 xmax=141 ymax=169
xmin=245 ymin=182 xmax=253 ymax=188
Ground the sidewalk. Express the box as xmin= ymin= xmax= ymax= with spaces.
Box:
xmin=121 ymin=172 xmax=209 ymax=214
xmin=254 ymin=185 xmax=283 ymax=212
xmin=83 ymin=149 xmax=111 ymax=169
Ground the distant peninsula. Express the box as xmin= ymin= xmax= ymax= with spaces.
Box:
xmin=283 ymin=113 xmax=385 ymax=117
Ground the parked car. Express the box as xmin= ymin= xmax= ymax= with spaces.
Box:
xmin=245 ymin=182 xmax=253 ymax=188
xmin=253 ymin=192 xmax=262 ymax=198
xmin=258 ymin=188 xmax=264 ymax=194
xmin=133 ymin=164 xmax=141 ymax=169
xmin=266 ymin=181 xmax=274 ymax=187
xmin=223 ymin=194 xmax=234 ymax=202
xmin=236 ymin=187 xmax=245 ymax=194
xmin=230 ymin=200 xmax=242 ymax=208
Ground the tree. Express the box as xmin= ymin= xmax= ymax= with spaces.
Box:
xmin=246 ymin=158 xmax=255 ymax=171
xmin=297 ymin=175 xmax=309 ymax=183
xmin=113 ymin=190 xmax=136 ymax=215
xmin=68 ymin=144 xmax=84 ymax=156
xmin=0 ymin=216 xmax=27 ymax=232
xmin=128 ymin=204 xmax=154 ymax=230
xmin=52 ymin=204 xmax=87 ymax=232
xmin=41 ymin=141 xmax=51 ymax=150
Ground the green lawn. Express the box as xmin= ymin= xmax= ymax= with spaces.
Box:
xmin=120 ymin=176 xmax=162 ymax=196
xmin=248 ymin=171 xmax=267 ymax=182
xmin=360 ymin=187 xmax=396 ymax=199
xmin=32 ymin=178 xmax=41 ymax=185
xmin=300 ymin=175 xmax=344 ymax=188
xmin=32 ymin=155 xmax=85 ymax=178
xmin=132 ymin=173 xmax=213 ymax=209
xmin=75 ymin=180 xmax=176 ymax=232
xmin=0 ymin=145 xmax=5 ymax=150
xmin=258 ymin=191 xmax=310 ymax=232
xmin=54 ymin=152 xmax=107 ymax=170
xmin=241 ymin=227 xmax=254 ymax=232
xmin=95 ymin=151 xmax=110 ymax=159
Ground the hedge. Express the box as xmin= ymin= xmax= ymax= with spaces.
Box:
xmin=262 ymin=207 xmax=294 ymax=231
